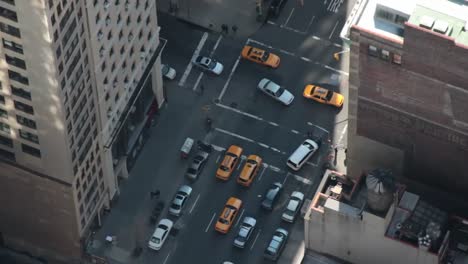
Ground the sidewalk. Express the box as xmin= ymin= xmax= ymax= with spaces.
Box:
xmin=157 ymin=0 xmax=270 ymax=38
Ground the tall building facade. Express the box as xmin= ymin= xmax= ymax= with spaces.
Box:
xmin=342 ymin=0 xmax=468 ymax=195
xmin=0 ymin=0 xmax=164 ymax=263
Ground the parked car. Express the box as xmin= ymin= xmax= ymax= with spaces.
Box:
xmin=216 ymin=145 xmax=243 ymax=181
xmin=192 ymin=55 xmax=224 ymax=75
xmin=286 ymin=139 xmax=319 ymax=171
xmin=169 ymin=185 xmax=193 ymax=216
xmin=148 ymin=219 xmax=173 ymax=250
xmin=303 ymin=84 xmax=344 ymax=108
xmin=185 ymin=144 xmax=212 ymax=181
xmin=257 ymin=78 xmax=294 ymax=106
xmin=281 ymin=191 xmax=304 ymax=222
xmin=233 ymin=216 xmax=257 ymax=248
xmin=237 ymin=155 xmax=262 ymax=187
xmin=215 ymin=197 xmax=242 ymax=234
xmin=261 ymin=182 xmax=283 ymax=210
xmin=269 ymin=0 xmax=288 ymax=17
xmin=241 ymin=45 xmax=280 ymax=68
xmin=161 ymin=64 xmax=176 ymax=80
xmin=264 ymin=228 xmax=289 ymax=260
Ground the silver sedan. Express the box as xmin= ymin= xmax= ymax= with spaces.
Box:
xmin=169 ymin=185 xmax=193 ymax=216
xmin=257 ymin=78 xmax=294 ymax=106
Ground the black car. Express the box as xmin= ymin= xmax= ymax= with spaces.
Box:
xmin=185 ymin=142 xmax=212 ymax=181
xmin=261 ymin=182 xmax=283 ymax=210
xmin=269 ymin=0 xmax=288 ymax=17
xmin=264 ymin=228 xmax=288 ymax=261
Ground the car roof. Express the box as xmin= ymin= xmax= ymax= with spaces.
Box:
xmin=287 ymin=199 xmax=300 ymax=211
xmin=227 ymin=145 xmax=242 ymax=155
xmin=243 ymin=216 xmax=257 ymax=226
xmin=178 ymin=185 xmax=192 ymax=194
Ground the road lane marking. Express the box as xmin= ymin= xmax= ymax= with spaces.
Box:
xmin=209 ymin=35 xmax=223 ymax=56
xmin=237 ymin=160 xmax=243 ymax=170
xmin=283 ymin=173 xmax=290 ymax=185
xmin=214 ymin=127 xmax=287 ymax=155
xmin=269 ymin=165 xmax=281 ymax=172
xmin=163 ymin=251 xmax=171 ymax=264
xmin=205 ymin=212 xmax=217 ymax=232
xmin=293 ymin=174 xmax=312 ymax=185
xmin=218 ymin=55 xmax=241 ymax=101
xmin=192 ymin=72 xmax=204 ymax=91
xmin=179 ymin=32 xmax=209 ymax=87
xmin=268 ymin=121 xmax=279 ymax=127
xmin=189 ymin=194 xmax=201 ymax=214
xmin=216 ymin=154 xmax=221 ymax=163
xmin=216 ymin=103 xmax=263 ymax=121
xmin=257 ymin=166 xmax=268 ymax=182
xmin=247 ymin=38 xmax=347 ymax=75
xmin=329 ymin=20 xmax=339 ymax=39
xmin=283 ymin=8 xmax=295 ymax=27
xmin=306 ymin=122 xmax=330 ymax=135
xmin=300 ymin=56 xmax=311 ymax=62
xmin=291 ymin=129 xmax=299 ymax=134
xmin=306 ymin=161 xmax=319 ymax=167
xmin=305 ymin=16 xmax=315 ymax=33
xmin=267 ymin=20 xmax=276 ymax=25
xmin=234 ymin=209 xmax=245 ymax=227
xmin=250 ymin=229 xmax=262 ymax=251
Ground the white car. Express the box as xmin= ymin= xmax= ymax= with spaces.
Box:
xmin=169 ymin=185 xmax=192 ymax=216
xmin=257 ymin=78 xmax=294 ymax=106
xmin=161 ymin=64 xmax=176 ymax=80
xmin=233 ymin=216 xmax=257 ymax=248
xmin=193 ymin=55 xmax=224 ymax=75
xmin=286 ymin=139 xmax=319 ymax=171
xmin=281 ymin=191 xmax=304 ymax=222
xmin=148 ymin=219 xmax=173 ymax=250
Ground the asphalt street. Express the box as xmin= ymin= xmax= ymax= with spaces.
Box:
xmin=91 ymin=1 xmax=355 ymax=263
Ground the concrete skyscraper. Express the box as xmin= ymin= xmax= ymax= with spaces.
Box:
xmin=0 ymin=0 xmax=164 ymax=263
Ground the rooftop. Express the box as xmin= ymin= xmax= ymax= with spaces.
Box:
xmin=309 ymin=170 xmax=468 ymax=264
xmin=341 ymin=0 xmax=468 ymax=46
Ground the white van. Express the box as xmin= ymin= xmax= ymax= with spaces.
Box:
xmin=286 ymin=139 xmax=319 ymax=171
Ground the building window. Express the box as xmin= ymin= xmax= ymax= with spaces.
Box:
xmin=392 ymin=54 xmax=402 ymax=65
xmin=22 ymin=144 xmax=41 ymax=157
xmin=17 ymin=115 xmax=36 ymax=129
xmin=0 ymin=108 xmax=7 ymax=118
xmin=0 ymin=134 xmax=12 ymax=147
xmin=0 ymin=147 xmax=15 ymax=161
xmin=51 ymin=14 xmax=56 ymax=25
xmin=19 ymin=129 xmax=39 ymax=144
xmin=95 ymin=12 xmax=100 ymax=24
xmin=14 ymin=100 xmax=34 ymax=115
xmin=0 ymin=22 xmax=20 ymax=38
xmin=368 ymin=45 xmax=378 ymax=57
xmin=5 ymin=54 xmax=26 ymax=69
xmin=0 ymin=6 xmax=18 ymax=23
xmin=8 ymin=70 xmax=29 ymax=85
xmin=0 ymin=94 xmax=5 ymax=104
xmin=2 ymin=38 xmax=23 ymax=54
xmin=0 ymin=122 xmax=10 ymax=134
xmin=11 ymin=85 xmax=31 ymax=100
xmin=381 ymin=50 xmax=390 ymax=61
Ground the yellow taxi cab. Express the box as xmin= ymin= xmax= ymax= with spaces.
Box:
xmin=215 ymin=197 xmax=242 ymax=234
xmin=241 ymin=45 xmax=280 ymax=68
xmin=303 ymin=84 xmax=344 ymax=108
xmin=216 ymin=145 xmax=243 ymax=181
xmin=237 ymin=155 xmax=262 ymax=187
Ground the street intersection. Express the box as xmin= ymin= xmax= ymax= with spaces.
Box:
xmin=90 ymin=0 xmax=354 ymax=263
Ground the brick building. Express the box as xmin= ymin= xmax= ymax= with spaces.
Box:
xmin=341 ymin=0 xmax=468 ymax=196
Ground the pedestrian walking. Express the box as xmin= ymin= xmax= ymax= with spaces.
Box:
xmin=205 ymin=117 xmax=212 ymax=132
xmin=232 ymin=25 xmax=238 ymax=34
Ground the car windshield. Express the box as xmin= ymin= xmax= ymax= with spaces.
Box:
xmin=201 ymin=58 xmax=216 ymax=69
xmin=162 ymin=65 xmax=169 ymax=75
xmin=218 ymin=218 xmax=229 ymax=225
xmin=226 ymin=152 xmax=238 ymax=158
xmin=325 ymin=90 xmax=334 ymax=101
xmin=275 ymin=87 xmax=285 ymax=97
xmin=261 ymin=51 xmax=270 ymax=62
xmin=150 ymin=237 xmax=160 ymax=244
xmin=247 ymin=159 xmax=257 ymax=165
xmin=303 ymin=142 xmax=316 ymax=150
xmin=220 ymin=165 xmax=230 ymax=172
xmin=171 ymin=203 xmax=181 ymax=210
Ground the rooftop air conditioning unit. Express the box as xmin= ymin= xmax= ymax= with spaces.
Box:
xmin=433 ymin=20 xmax=449 ymax=34
xmin=97 ymin=31 xmax=104 ymax=41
